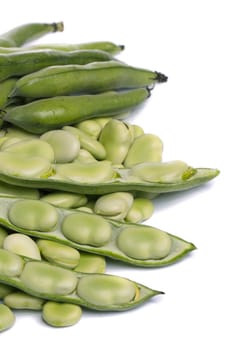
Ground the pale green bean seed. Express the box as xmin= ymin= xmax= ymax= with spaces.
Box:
xmin=54 ymin=160 xmax=115 ymax=183
xmin=73 ymin=149 xmax=98 ymax=163
xmin=125 ymin=198 xmax=154 ymax=223
xmin=132 ymin=124 xmax=144 ymax=138
xmin=124 ymin=134 xmax=163 ymax=167
xmin=3 ymin=233 xmax=41 ymax=260
xmin=0 ymin=227 xmax=8 ymax=248
xmin=77 ymin=206 xmax=93 ymax=213
xmin=117 ymin=226 xmax=172 ymax=260
xmin=0 ymin=152 xmax=53 ymax=178
xmin=42 ymin=301 xmax=82 ymax=327
xmin=130 ymin=161 xmax=189 ymax=183
xmin=76 ymin=119 xmax=102 ymax=139
xmin=62 ymin=212 xmax=112 ymax=246
xmin=41 ymin=191 xmax=88 ymax=209
xmin=8 ymin=199 xmax=58 ymax=231
xmin=74 ymin=252 xmax=106 ymax=273
xmin=0 ymin=137 xmax=23 ymax=150
xmin=0 ymin=284 xmax=15 ymax=298
xmin=37 ymin=239 xmax=80 ymax=269
xmin=0 ymin=248 xmax=24 ymax=277
xmin=99 ymin=119 xmax=134 ymax=164
xmin=77 ymin=275 xmax=136 ymax=306
xmin=40 ymin=130 xmax=80 ymax=163
xmin=63 ymin=126 xmax=106 ymax=160
xmin=2 ymin=139 xmax=55 ymax=162
xmin=94 ymin=192 xmax=134 ymax=220
xmin=0 ymin=304 xmax=15 ymax=332
xmin=94 ymin=117 xmax=111 ymax=128
xmin=21 ymin=261 xmax=78 ymax=295
xmin=4 ymin=291 xmax=44 ymax=310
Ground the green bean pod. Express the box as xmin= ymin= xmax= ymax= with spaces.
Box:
xmin=0 ymin=78 xmax=17 ymax=109
xmin=10 ymin=61 xmax=167 ymax=99
xmin=0 ymin=157 xmax=219 ymax=195
xmin=3 ymin=88 xmax=150 ymax=133
xmin=0 ymin=41 xmax=124 ymax=55
xmin=0 ymin=22 xmax=64 ymax=47
xmin=0 ymin=249 xmax=163 ymax=311
xmin=0 ymin=197 xmax=196 ymax=267
xmin=0 ymin=49 xmax=114 ymax=82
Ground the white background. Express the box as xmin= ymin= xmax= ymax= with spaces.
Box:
xmin=1 ymin=1 xmax=232 ymax=349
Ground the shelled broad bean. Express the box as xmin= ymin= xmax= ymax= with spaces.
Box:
xmin=0 ymin=21 xmax=219 ymax=331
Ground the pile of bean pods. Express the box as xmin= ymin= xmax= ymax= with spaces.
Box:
xmin=0 ymin=21 xmax=219 ymax=332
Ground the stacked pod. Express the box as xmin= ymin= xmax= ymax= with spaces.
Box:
xmin=0 ymin=22 xmax=219 ymax=332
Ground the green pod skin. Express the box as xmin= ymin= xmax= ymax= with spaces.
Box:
xmin=10 ymin=61 xmax=167 ymax=99
xmin=0 ymin=197 xmax=196 ymax=267
xmin=0 ymin=163 xmax=219 ymax=196
xmin=29 ymin=41 xmax=124 ymax=55
xmin=0 ymin=78 xmax=17 ymax=109
xmin=0 ymin=49 xmax=114 ymax=82
xmin=3 ymin=88 xmax=150 ymax=134
xmin=0 ymin=22 xmax=64 ymax=47
xmin=0 ymin=41 xmax=124 ymax=55
xmin=0 ymin=252 xmax=163 ymax=311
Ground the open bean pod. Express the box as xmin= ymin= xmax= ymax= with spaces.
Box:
xmin=0 ymin=158 xmax=219 ymax=195
xmin=0 ymin=197 xmax=196 ymax=267
xmin=0 ymin=249 xmax=162 ymax=311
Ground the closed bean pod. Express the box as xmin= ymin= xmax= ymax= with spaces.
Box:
xmin=0 ymin=78 xmax=17 ymax=109
xmin=0 ymin=22 xmax=64 ymax=48
xmin=0 ymin=253 xmax=162 ymax=311
xmin=0 ymin=41 xmax=124 ymax=55
xmin=3 ymin=88 xmax=150 ymax=133
xmin=29 ymin=41 xmax=124 ymax=54
xmin=11 ymin=61 xmax=167 ymax=99
xmin=0 ymin=197 xmax=196 ymax=267
xmin=0 ymin=49 xmax=114 ymax=82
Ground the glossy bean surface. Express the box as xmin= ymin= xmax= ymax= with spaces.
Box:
xmin=4 ymin=88 xmax=150 ymax=133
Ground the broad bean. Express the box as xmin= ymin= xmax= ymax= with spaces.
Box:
xmin=11 ymin=61 xmax=167 ymax=99
xmin=0 ymin=304 xmax=15 ymax=332
xmin=3 ymin=88 xmax=150 ymax=133
xmin=0 ymin=254 xmax=161 ymax=310
xmin=3 ymin=233 xmax=41 ymax=260
xmin=42 ymin=301 xmax=82 ymax=327
xmin=0 ymin=22 xmax=64 ymax=47
xmin=0 ymin=197 xmax=196 ymax=267
xmin=4 ymin=291 xmax=44 ymax=310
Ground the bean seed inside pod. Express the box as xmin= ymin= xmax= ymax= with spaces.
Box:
xmin=8 ymin=199 xmax=58 ymax=231
xmin=117 ymin=226 xmax=172 ymax=260
xmin=61 ymin=212 xmax=112 ymax=246
xmin=77 ymin=274 xmax=137 ymax=306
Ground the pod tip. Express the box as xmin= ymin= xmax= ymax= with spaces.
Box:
xmin=53 ymin=21 xmax=64 ymax=32
xmin=119 ymin=45 xmax=125 ymax=51
xmin=155 ymin=71 xmax=168 ymax=83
